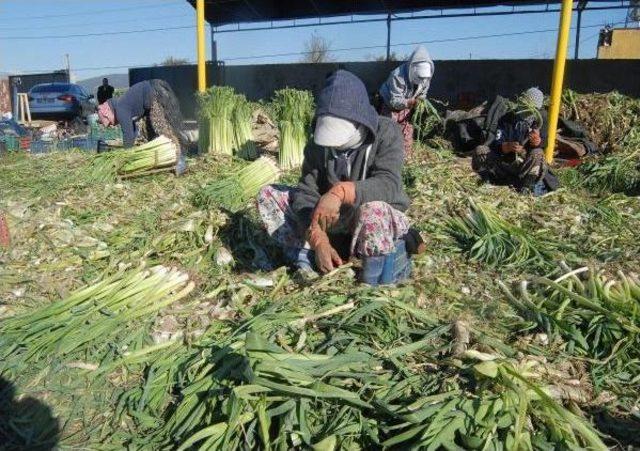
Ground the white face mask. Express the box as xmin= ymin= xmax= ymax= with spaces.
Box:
xmin=314 ymin=115 xmax=368 ymax=150
xmin=409 ymin=62 xmax=432 ymax=85
xmin=334 ymin=124 xmax=367 ymax=151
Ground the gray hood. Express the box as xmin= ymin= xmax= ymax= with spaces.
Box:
xmin=379 ymin=45 xmax=435 ymax=111
xmin=407 ymin=45 xmax=435 ymax=85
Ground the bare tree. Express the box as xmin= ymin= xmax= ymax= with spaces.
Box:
xmin=366 ymin=51 xmax=405 ymax=62
xmin=301 ymin=34 xmax=333 ymax=63
xmin=158 ymin=57 xmax=190 ymax=66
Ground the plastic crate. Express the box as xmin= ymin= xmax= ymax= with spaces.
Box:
xmin=30 ymin=140 xmax=57 ymax=154
xmin=90 ymin=124 xmax=123 ymax=141
xmin=2 ymin=135 xmax=19 ymax=152
xmin=19 ymin=136 xmax=31 ymax=151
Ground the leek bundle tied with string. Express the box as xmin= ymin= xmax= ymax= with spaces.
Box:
xmin=91 ymin=135 xmax=178 ymax=182
xmin=198 ymin=86 xmax=237 ymax=155
xmin=193 ymin=156 xmax=281 ymax=212
xmin=273 ymin=89 xmax=314 ymax=170
xmin=198 ymin=86 xmax=256 ymax=158
xmin=232 ymin=95 xmax=258 ymax=159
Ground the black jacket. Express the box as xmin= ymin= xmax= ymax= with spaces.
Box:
xmin=97 ymin=85 xmax=114 ymax=105
xmin=292 ymin=70 xmax=409 ymax=228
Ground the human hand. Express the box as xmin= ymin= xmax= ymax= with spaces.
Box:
xmin=314 ymin=241 xmax=343 ymax=274
xmin=528 ymin=129 xmax=542 ymax=147
xmin=312 ymin=192 xmax=342 ymax=232
xmin=501 ymin=142 xmax=524 ymax=154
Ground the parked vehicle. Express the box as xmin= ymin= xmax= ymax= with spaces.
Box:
xmin=28 ymin=83 xmax=96 ymax=120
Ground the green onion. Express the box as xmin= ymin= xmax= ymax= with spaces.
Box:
xmin=198 ymin=87 xmax=257 ymax=159
xmin=412 ymin=98 xmax=443 ymax=143
xmin=91 ymin=135 xmax=178 ymax=182
xmin=194 ymin=156 xmax=281 ymax=212
xmin=447 ymin=200 xmax=560 ymax=269
xmin=198 ymin=86 xmax=237 ymax=156
xmin=0 ymin=264 xmax=194 ymax=365
xmin=233 ymin=95 xmax=258 ymax=160
xmin=273 ymin=89 xmax=314 ymax=170
xmin=579 ymin=150 xmax=640 ymax=195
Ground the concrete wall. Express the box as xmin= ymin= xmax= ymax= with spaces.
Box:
xmin=130 ymin=59 xmax=640 ymax=119
xmin=598 ymin=28 xmax=640 ymax=59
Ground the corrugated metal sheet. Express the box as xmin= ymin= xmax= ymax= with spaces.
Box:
xmin=187 ymin=0 xmax=569 ymax=26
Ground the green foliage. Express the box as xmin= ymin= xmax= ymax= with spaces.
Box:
xmin=412 ymin=98 xmax=443 ymax=143
xmin=502 ymin=266 xmax=640 ymax=401
xmin=579 ymin=151 xmax=640 ymax=195
xmin=447 ymin=201 xmax=559 ymax=270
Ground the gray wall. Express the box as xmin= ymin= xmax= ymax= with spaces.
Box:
xmin=130 ymin=60 xmax=640 ymax=119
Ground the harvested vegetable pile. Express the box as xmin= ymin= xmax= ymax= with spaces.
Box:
xmin=561 ymin=89 xmax=640 ymax=153
xmin=1 ymin=90 xmax=640 ymax=449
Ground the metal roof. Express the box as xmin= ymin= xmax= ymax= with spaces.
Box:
xmin=187 ymin=0 xmax=591 ymax=27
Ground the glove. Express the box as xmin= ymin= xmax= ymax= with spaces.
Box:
xmin=312 ymin=192 xmax=341 ymax=232
xmin=501 ymin=142 xmax=524 ymax=155
xmin=528 ymin=129 xmax=542 ymax=148
xmin=308 ymin=226 xmax=343 ymax=274
xmin=407 ymin=98 xmax=418 ymax=109
xmin=311 ymin=182 xmax=356 ymax=232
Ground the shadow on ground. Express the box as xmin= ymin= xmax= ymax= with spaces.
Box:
xmin=0 ymin=376 xmax=59 ymax=450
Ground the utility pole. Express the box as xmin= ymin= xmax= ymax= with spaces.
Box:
xmin=211 ymin=27 xmax=217 ymax=63
xmin=386 ymin=13 xmax=391 ymax=61
xmin=574 ymin=0 xmax=587 ymax=59
xmin=64 ymin=53 xmax=71 ymax=81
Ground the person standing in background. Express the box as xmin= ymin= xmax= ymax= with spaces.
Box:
xmin=96 ymin=78 xmax=114 ymax=105
xmin=378 ymin=45 xmax=435 ymax=158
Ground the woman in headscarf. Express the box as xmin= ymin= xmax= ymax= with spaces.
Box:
xmin=378 ymin=45 xmax=435 ymax=157
xmin=471 ymin=87 xmax=559 ymax=195
xmin=256 ymin=70 xmax=419 ymax=286
xmin=96 ymin=79 xmax=187 ymax=174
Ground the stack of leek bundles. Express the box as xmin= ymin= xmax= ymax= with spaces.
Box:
xmin=273 ymin=88 xmax=314 ymax=170
xmin=198 ymin=86 xmax=257 ymax=159
xmin=91 ymin=135 xmax=178 ymax=182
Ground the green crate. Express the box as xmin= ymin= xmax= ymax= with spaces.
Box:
xmin=1 ymin=135 xmax=19 ymax=152
xmin=90 ymin=124 xmax=123 ymax=141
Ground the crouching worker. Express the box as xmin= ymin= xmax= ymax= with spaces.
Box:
xmin=472 ymin=87 xmax=559 ymax=195
xmin=257 ymin=70 xmax=415 ymax=285
xmin=378 ymin=45 xmax=435 ymax=157
xmin=96 ymin=79 xmax=187 ymax=175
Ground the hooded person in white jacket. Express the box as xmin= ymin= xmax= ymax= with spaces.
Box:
xmin=378 ymin=45 xmax=435 ymax=157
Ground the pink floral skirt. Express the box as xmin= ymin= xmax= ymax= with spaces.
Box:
xmin=257 ymin=185 xmax=410 ymax=257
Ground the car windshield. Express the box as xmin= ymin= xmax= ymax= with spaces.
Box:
xmin=31 ymin=84 xmax=72 ymax=93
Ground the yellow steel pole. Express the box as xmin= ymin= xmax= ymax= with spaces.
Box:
xmin=196 ymin=0 xmax=206 ymax=92
xmin=545 ymin=0 xmax=573 ymax=163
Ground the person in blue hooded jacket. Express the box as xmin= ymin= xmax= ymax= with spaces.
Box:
xmin=257 ymin=70 xmax=417 ymax=285
xmin=378 ymin=45 xmax=435 ymax=157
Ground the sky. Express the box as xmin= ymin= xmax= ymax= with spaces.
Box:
xmin=0 ymin=0 xmax=632 ymax=81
